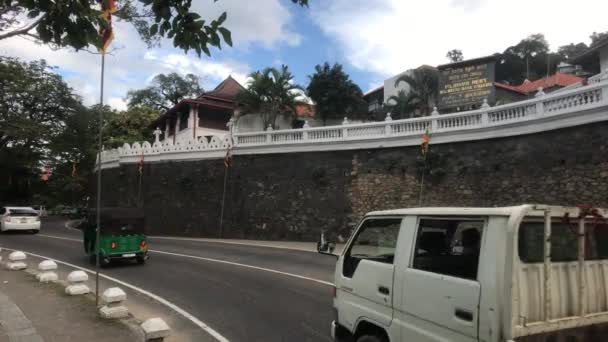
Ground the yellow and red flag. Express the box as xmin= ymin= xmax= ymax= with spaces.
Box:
xmin=138 ymin=152 xmax=144 ymax=176
xmin=421 ymin=127 xmax=430 ymax=157
xmin=99 ymin=0 xmax=117 ymax=54
xmin=71 ymin=161 xmax=77 ymax=178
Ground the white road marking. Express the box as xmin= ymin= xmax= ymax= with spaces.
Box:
xmin=150 ymin=249 xmax=335 ymax=287
xmin=149 ymin=236 xmax=319 ymax=253
xmin=37 ymin=233 xmax=335 ymax=287
xmin=0 ymin=246 xmax=230 ymax=342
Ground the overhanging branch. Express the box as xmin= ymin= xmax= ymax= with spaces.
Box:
xmin=0 ymin=15 xmax=46 ymax=40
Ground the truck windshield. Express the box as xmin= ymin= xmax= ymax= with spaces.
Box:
xmin=519 ymin=219 xmax=608 ymax=262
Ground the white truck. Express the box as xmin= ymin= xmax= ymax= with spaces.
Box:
xmin=318 ymin=205 xmax=608 ymax=342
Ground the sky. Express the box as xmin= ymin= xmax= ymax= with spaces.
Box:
xmin=1 ymin=0 xmax=607 ymax=111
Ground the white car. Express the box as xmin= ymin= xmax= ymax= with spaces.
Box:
xmin=0 ymin=207 xmax=41 ymax=233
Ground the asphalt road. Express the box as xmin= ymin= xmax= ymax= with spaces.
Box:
xmin=0 ymin=218 xmax=338 ymax=342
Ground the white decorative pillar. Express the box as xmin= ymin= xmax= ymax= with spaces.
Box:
xmin=342 ymin=117 xmax=349 ymax=138
xmin=481 ymin=99 xmax=490 ymax=126
xmin=384 ymin=112 xmax=392 ymax=136
xmin=153 ymin=127 xmax=162 ymax=143
xmin=266 ymin=124 xmax=273 ymax=143
xmin=164 ymin=120 xmax=170 ymax=142
xmin=535 ymin=87 xmax=545 ymax=115
xmin=302 ymin=120 xmax=310 ymax=140
xmin=430 ymin=106 xmax=439 ymax=132
xmin=175 ymin=114 xmax=181 ymax=134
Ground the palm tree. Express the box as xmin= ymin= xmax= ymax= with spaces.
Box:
xmin=386 ymin=90 xmax=419 ymax=119
xmin=394 ymin=68 xmax=439 ymax=116
xmin=237 ymin=65 xmax=303 ymax=129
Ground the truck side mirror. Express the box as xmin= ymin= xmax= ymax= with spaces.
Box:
xmin=317 ymin=231 xmax=338 ymax=257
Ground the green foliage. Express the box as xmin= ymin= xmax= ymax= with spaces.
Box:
xmin=103 ymin=106 xmax=158 ymax=148
xmin=386 ymin=90 xmax=419 ymax=119
xmin=496 ymin=34 xmax=561 ymax=84
xmin=0 ymin=0 xmax=309 ymax=55
xmin=0 ymin=56 xmax=82 ymax=204
xmin=126 ymin=72 xmax=202 ymax=111
xmin=558 ymin=42 xmax=588 ymax=61
xmin=590 ymin=31 xmax=608 ymax=46
xmin=306 ymin=62 xmax=365 ymax=125
xmin=446 ymin=49 xmax=464 ymax=63
xmin=238 ymin=65 xmax=303 ymax=129
xmin=394 ymin=68 xmax=439 ymax=116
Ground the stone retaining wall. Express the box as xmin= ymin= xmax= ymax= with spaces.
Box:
xmin=99 ymin=121 xmax=608 ymax=241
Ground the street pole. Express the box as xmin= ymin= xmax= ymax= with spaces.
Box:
xmin=418 ymin=154 xmax=427 ymax=207
xmin=95 ymin=53 xmax=105 ymax=308
xmin=219 ymin=165 xmax=228 ymax=238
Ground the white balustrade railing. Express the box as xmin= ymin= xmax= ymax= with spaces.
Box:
xmin=97 ymin=81 xmax=608 ymax=169
xmin=589 ymin=70 xmax=608 ymax=84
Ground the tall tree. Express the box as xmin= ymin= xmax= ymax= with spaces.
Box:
xmin=306 ymin=62 xmax=365 ymax=125
xmin=558 ymin=42 xmax=589 ymax=61
xmin=496 ymin=34 xmax=560 ymax=84
xmin=104 ymin=106 xmax=158 ymax=148
xmin=0 ymin=57 xmax=81 ymax=203
xmin=0 ymin=0 xmax=309 ymax=55
xmin=394 ymin=68 xmax=439 ymax=116
xmin=238 ymin=65 xmax=303 ymax=129
xmin=126 ymin=73 xmax=202 ymax=112
xmin=386 ymin=90 xmax=419 ymax=119
xmin=446 ymin=49 xmax=464 ymax=63
xmin=590 ymin=31 xmax=608 ymax=46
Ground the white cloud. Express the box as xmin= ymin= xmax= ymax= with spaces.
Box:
xmin=311 ymin=0 xmax=608 ymax=78
xmin=0 ymin=0 xmax=300 ymax=109
xmin=192 ymin=0 xmax=302 ymax=49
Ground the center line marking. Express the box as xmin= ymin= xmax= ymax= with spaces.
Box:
xmin=36 ymin=233 xmax=335 ymax=287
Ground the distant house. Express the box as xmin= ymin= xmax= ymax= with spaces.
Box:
xmin=152 ymin=76 xmax=319 ymax=140
xmin=363 ymin=85 xmax=384 ymax=116
xmin=152 ymin=76 xmax=244 ymax=143
xmin=494 ymin=73 xmax=584 ymax=104
xmin=572 ymin=35 xmax=608 ymax=83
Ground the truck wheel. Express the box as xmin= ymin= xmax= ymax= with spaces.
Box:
xmin=136 ymin=256 xmax=146 ymax=265
xmin=356 ymin=335 xmax=386 ymax=342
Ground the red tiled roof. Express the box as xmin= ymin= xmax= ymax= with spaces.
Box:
xmin=495 ymin=73 xmax=583 ymax=95
xmin=295 ymin=104 xmax=315 ymax=118
xmin=198 ymin=75 xmax=246 ymax=101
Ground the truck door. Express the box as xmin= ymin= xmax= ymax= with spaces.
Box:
xmin=396 ymin=217 xmax=486 ymax=342
xmin=336 ymin=217 xmax=402 ymax=331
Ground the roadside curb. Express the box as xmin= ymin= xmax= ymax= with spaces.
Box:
xmin=0 ymin=247 xmax=229 ymax=342
xmin=0 ymin=288 xmax=44 ymax=342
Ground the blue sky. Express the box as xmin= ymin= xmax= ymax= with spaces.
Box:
xmin=1 ymin=0 xmax=607 ymax=110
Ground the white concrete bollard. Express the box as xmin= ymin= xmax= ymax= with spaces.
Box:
xmin=65 ymin=270 xmax=90 ymax=295
xmin=5 ymin=251 xmax=27 ymax=270
xmin=141 ymin=317 xmax=171 ymax=341
xmin=36 ymin=260 xmax=58 ymax=283
xmin=99 ymin=287 xmax=129 ymax=319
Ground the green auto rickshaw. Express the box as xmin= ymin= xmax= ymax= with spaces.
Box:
xmin=82 ymin=207 xmax=148 ymax=266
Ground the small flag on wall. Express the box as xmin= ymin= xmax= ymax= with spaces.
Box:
xmin=421 ymin=127 xmax=430 ymax=157
xmin=138 ymin=152 xmax=144 ymax=176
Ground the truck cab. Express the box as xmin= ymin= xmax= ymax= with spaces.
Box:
xmin=321 ymin=205 xmax=608 ymax=342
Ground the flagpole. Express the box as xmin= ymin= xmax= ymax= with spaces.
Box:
xmin=95 ymin=53 xmax=105 ymax=308
xmin=418 ymin=154 xmax=427 ymax=207
xmin=219 ymin=165 xmax=228 ymax=238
